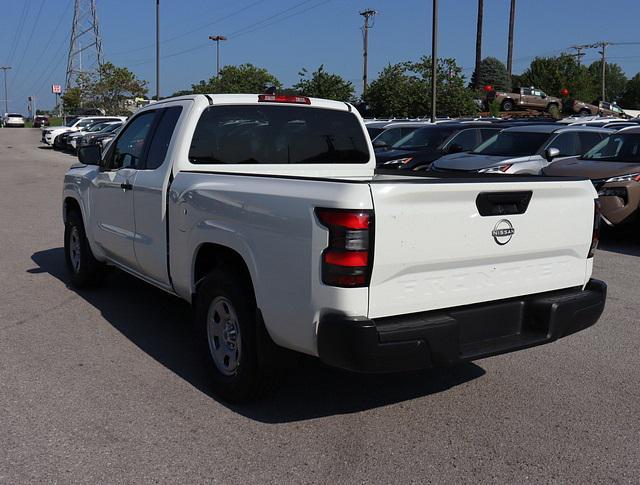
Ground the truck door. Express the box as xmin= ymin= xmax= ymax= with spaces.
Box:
xmin=89 ymin=110 xmax=158 ymax=269
xmin=131 ymin=105 xmax=184 ymax=287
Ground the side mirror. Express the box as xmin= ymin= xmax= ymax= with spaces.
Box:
xmin=372 ymin=139 xmax=388 ymax=150
xmin=77 ymin=144 xmax=102 ymax=166
xmin=447 ymin=143 xmax=464 ymax=154
xmin=545 ymin=147 xmax=560 ymax=162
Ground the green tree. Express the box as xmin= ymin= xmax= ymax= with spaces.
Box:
xmin=191 ymin=64 xmax=281 ymax=94
xmin=91 ymin=62 xmax=148 ymax=114
xmin=587 ymin=60 xmax=628 ymax=102
xmin=619 ymin=73 xmax=640 ymax=109
xmin=61 ymin=87 xmax=83 ymax=113
xmin=519 ymin=54 xmax=595 ymax=102
xmin=294 ymin=65 xmax=354 ymax=101
xmin=470 ymin=57 xmax=511 ymax=92
xmin=363 ymin=57 xmax=477 ymax=118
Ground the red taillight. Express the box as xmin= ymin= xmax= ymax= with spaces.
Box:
xmin=316 ymin=208 xmax=374 ymax=288
xmin=589 ymin=199 xmax=601 ymax=258
xmin=258 ymin=94 xmax=311 ymax=105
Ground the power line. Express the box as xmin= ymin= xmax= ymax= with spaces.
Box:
xmin=9 ymin=0 xmax=46 ymax=90
xmin=14 ymin=0 xmax=73 ymax=91
xmin=109 ymin=0 xmax=264 ymax=57
xmin=127 ymin=0 xmax=334 ymax=67
xmin=5 ymin=1 xmax=31 ymax=66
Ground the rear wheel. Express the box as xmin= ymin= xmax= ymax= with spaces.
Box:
xmin=64 ymin=210 xmax=104 ymax=288
xmin=579 ymin=109 xmax=591 ymax=117
xmin=195 ymin=269 xmax=283 ymax=402
xmin=501 ymin=99 xmax=514 ymax=111
xmin=546 ymin=102 xmax=559 ymax=113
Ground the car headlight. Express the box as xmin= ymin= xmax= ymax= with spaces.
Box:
xmin=605 ymin=173 xmax=640 ymax=183
xmin=383 ymin=157 xmax=413 ymax=166
xmin=478 ymin=164 xmax=512 ymax=174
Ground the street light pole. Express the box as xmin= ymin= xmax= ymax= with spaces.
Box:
xmin=430 ymin=0 xmax=438 ymax=122
xmin=208 ymin=36 xmax=227 ymax=77
xmin=156 ymin=0 xmax=160 ymax=101
xmin=0 ymin=66 xmax=11 ymax=115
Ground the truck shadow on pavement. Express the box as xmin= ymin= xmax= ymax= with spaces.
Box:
xmin=598 ymin=229 xmax=640 ymax=257
xmin=30 ymin=247 xmax=485 ymax=423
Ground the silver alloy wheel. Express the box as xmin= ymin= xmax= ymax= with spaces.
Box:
xmin=69 ymin=226 xmax=82 ymax=273
xmin=206 ymin=296 xmax=242 ymax=376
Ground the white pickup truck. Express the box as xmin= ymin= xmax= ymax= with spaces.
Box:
xmin=63 ymin=94 xmax=607 ymax=401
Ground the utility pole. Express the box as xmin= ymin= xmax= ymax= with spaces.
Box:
xmin=208 ymin=35 xmax=227 ymax=77
xmin=359 ymin=9 xmax=377 ymax=93
xmin=506 ymin=0 xmax=516 ymax=77
xmin=569 ymin=45 xmax=588 ymax=64
xmin=0 ymin=66 xmax=10 ymax=115
xmin=431 ymin=0 xmax=438 ymax=122
xmin=474 ymin=0 xmax=483 ymax=88
xmin=156 ymin=0 xmax=160 ymax=100
xmin=597 ymin=42 xmax=609 ymax=102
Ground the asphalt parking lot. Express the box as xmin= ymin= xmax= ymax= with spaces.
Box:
xmin=1 ymin=128 xmax=639 ymax=484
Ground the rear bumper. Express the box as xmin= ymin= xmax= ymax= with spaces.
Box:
xmin=318 ymin=279 xmax=607 ymax=373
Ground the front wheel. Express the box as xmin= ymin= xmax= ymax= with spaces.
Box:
xmin=501 ymin=99 xmax=514 ymax=111
xmin=579 ymin=109 xmax=591 ymax=117
xmin=64 ymin=210 xmax=104 ymax=288
xmin=195 ymin=269 xmax=283 ymax=402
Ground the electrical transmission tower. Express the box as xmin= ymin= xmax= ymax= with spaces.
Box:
xmin=65 ymin=0 xmax=103 ymax=92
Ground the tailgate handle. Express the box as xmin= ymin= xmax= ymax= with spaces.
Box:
xmin=476 ymin=191 xmax=532 ymax=216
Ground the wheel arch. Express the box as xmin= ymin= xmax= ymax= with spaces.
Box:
xmin=192 ymin=243 xmax=257 ymax=304
xmin=63 ymin=196 xmax=84 ymax=224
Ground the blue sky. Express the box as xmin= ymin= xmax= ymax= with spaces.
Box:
xmin=2 ymin=0 xmax=640 ymax=112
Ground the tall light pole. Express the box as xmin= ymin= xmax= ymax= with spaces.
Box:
xmin=208 ymin=35 xmax=227 ymax=77
xmin=156 ymin=0 xmax=160 ymax=100
xmin=0 ymin=66 xmax=11 ymax=115
xmin=431 ymin=0 xmax=438 ymax=122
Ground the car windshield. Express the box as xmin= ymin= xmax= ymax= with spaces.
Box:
xmin=472 ymin=131 xmax=549 ymax=156
xmin=391 ymin=127 xmax=454 ymax=150
xmin=8 ymin=114 xmax=22 ymax=118
xmin=581 ymin=133 xmax=640 ymax=162
xmin=86 ymin=123 xmax=108 ymax=132
xmin=77 ymin=119 xmax=100 ymax=128
xmin=64 ymin=117 xmax=79 ymax=127
xmin=374 ymin=126 xmax=420 ymax=147
xmin=367 ymin=127 xmax=384 ymax=139
xmin=102 ymin=123 xmax=121 ymax=133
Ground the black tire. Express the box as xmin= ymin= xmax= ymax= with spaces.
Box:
xmin=546 ymin=102 xmax=559 ymax=112
xmin=195 ymin=269 xmax=284 ymax=402
xmin=579 ymin=109 xmax=591 ymax=117
xmin=64 ymin=210 xmax=104 ymax=288
xmin=53 ymin=135 xmax=62 ymax=150
xmin=501 ymin=99 xmax=514 ymax=111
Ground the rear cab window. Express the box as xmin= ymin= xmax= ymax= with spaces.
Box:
xmin=189 ymin=105 xmax=369 ymax=165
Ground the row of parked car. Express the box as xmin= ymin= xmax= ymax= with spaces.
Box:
xmin=366 ymin=115 xmax=640 ymax=232
xmin=40 ymin=115 xmax=126 ymax=153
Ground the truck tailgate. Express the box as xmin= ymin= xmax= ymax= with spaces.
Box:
xmin=368 ymin=178 xmax=596 ymax=319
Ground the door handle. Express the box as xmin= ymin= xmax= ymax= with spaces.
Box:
xmin=120 ymin=182 xmax=133 ymax=191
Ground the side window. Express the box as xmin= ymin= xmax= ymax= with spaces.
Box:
xmin=521 ymin=88 xmax=532 ymax=96
xmin=578 ymin=132 xmax=605 ymax=154
xmin=107 ymin=111 xmax=156 ymax=170
xmin=447 ymin=129 xmax=478 ymax=151
xmin=145 ymin=106 xmax=183 ymax=170
xmin=547 ymin=132 xmax=579 ymax=157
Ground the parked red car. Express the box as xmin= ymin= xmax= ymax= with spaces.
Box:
xmin=33 ymin=116 xmax=49 ymax=128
